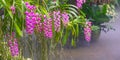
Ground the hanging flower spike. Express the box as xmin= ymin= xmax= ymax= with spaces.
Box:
xmin=13 ymin=38 xmax=19 ymax=56
xmin=10 ymin=45 xmax=16 ymax=56
xmin=25 ymin=2 xmax=37 ymax=35
xmin=34 ymin=13 xmax=42 ymax=32
xmin=62 ymin=12 xmax=69 ymax=26
xmin=76 ymin=0 xmax=86 ymax=8
xmin=8 ymin=34 xmax=19 ymax=57
xmin=86 ymin=22 xmax=92 ymax=27
xmin=53 ymin=11 xmax=61 ymax=32
xmin=10 ymin=5 xmax=15 ymax=14
xmin=84 ymin=22 xmax=92 ymax=42
xmin=25 ymin=14 xmax=35 ymax=34
xmin=43 ymin=15 xmax=53 ymax=38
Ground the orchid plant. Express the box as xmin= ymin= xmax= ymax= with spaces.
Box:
xmin=0 ymin=0 xmax=87 ymax=60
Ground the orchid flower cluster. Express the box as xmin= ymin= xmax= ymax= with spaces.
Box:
xmin=25 ymin=2 xmax=52 ymax=38
xmin=10 ymin=5 xmax=15 ymax=14
xmin=62 ymin=12 xmax=69 ymax=26
xmin=25 ymin=2 xmax=70 ymax=38
xmin=53 ymin=11 xmax=61 ymax=32
xmin=7 ymin=33 xmax=19 ymax=57
xmin=76 ymin=0 xmax=86 ymax=8
xmin=25 ymin=2 xmax=41 ymax=34
xmin=84 ymin=22 xmax=92 ymax=42
xmin=43 ymin=15 xmax=53 ymax=38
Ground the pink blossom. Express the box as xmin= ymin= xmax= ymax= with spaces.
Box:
xmin=76 ymin=0 xmax=86 ymax=8
xmin=10 ymin=5 xmax=15 ymax=14
xmin=84 ymin=22 xmax=92 ymax=42
xmin=8 ymin=34 xmax=19 ymax=57
xmin=25 ymin=2 xmax=36 ymax=11
xmin=43 ymin=16 xmax=53 ymax=38
xmin=62 ymin=12 xmax=69 ymax=26
xmin=53 ymin=11 xmax=61 ymax=32
xmin=25 ymin=2 xmax=43 ymax=34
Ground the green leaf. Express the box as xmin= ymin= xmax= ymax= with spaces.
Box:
xmin=71 ymin=38 xmax=76 ymax=47
xmin=67 ymin=7 xmax=78 ymax=14
xmin=66 ymin=10 xmax=78 ymax=18
xmin=68 ymin=13 xmax=73 ymax=19
xmin=14 ymin=21 xmax=23 ymax=37
xmin=48 ymin=5 xmax=57 ymax=10
xmin=62 ymin=29 xmax=69 ymax=45
xmin=71 ymin=25 xmax=75 ymax=36
xmin=76 ymin=24 xmax=79 ymax=36
xmin=79 ymin=9 xmax=86 ymax=17
xmin=65 ymin=4 xmax=78 ymax=9
xmin=102 ymin=4 xmax=107 ymax=14
xmin=40 ymin=6 xmax=49 ymax=16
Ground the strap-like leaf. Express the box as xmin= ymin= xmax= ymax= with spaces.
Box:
xmin=14 ymin=19 xmax=23 ymax=37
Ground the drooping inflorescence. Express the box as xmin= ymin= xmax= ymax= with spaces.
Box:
xmin=7 ymin=33 xmax=19 ymax=57
xmin=25 ymin=2 xmax=70 ymax=38
xmin=84 ymin=22 xmax=92 ymax=42
xmin=76 ymin=0 xmax=86 ymax=8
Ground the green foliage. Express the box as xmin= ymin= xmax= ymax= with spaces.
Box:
xmin=0 ymin=0 xmax=25 ymax=37
xmin=48 ymin=0 xmax=79 ymax=19
xmin=62 ymin=16 xmax=86 ymax=46
xmin=91 ymin=25 xmax=100 ymax=31
xmin=42 ymin=0 xmax=87 ymax=46
xmin=82 ymin=3 xmax=115 ymax=25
